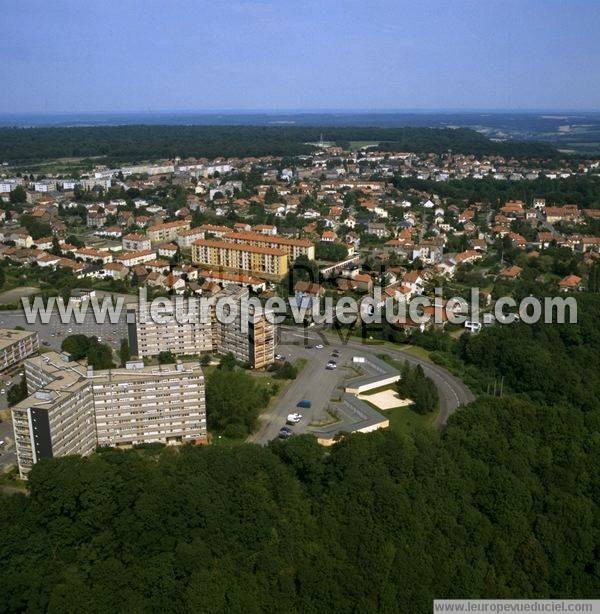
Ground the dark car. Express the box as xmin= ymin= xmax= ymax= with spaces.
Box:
xmin=278 ymin=426 xmax=293 ymax=439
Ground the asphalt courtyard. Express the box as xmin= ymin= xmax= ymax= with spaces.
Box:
xmin=0 ymin=308 xmax=128 ymax=353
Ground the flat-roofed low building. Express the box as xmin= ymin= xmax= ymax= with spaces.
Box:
xmin=0 ymin=328 xmax=39 ymax=371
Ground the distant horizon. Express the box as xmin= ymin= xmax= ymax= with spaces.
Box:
xmin=2 ymin=108 xmax=600 ymax=117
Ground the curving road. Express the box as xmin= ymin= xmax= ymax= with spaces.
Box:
xmin=335 ymin=336 xmax=475 ymax=428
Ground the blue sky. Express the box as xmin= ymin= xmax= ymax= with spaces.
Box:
xmin=1 ymin=0 xmax=599 ymax=113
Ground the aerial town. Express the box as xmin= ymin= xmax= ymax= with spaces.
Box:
xmin=2 ymin=0 xmax=600 ymax=609
xmin=0 ymin=143 xmax=598 ymax=479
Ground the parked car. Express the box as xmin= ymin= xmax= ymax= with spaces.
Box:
xmin=297 ymin=400 xmax=311 ymax=409
xmin=286 ymin=413 xmax=302 ymax=424
xmin=278 ymin=426 xmax=293 ymax=439
xmin=275 ymin=353 xmax=285 ymax=360
xmin=315 ymin=344 xmax=324 ymax=349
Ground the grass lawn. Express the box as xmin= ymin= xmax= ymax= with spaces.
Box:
xmin=360 ymin=393 xmax=435 ymax=437
xmin=400 ymin=345 xmax=431 ymax=360
xmin=0 ymin=286 xmax=40 ymax=305
xmin=348 ymin=141 xmax=381 ymax=150
xmin=0 ymin=467 xmax=27 ymax=492
xmin=362 ymin=356 xmax=439 ymax=436
xmin=323 ymin=330 xmax=432 ymax=361
xmin=209 ymin=433 xmax=247 ymax=447
xmin=378 ymin=351 xmax=430 ymax=371
xmin=386 ymin=405 xmax=436 ymax=436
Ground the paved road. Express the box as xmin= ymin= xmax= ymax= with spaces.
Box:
xmin=0 ymin=419 xmax=17 ymax=472
xmin=250 ymin=325 xmax=475 ymax=444
xmin=338 ymin=337 xmax=474 ymax=428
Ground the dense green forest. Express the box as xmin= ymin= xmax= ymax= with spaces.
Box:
xmin=0 ymin=125 xmax=556 ymax=164
xmin=433 ymin=293 xmax=600 ymax=411
xmin=393 ymin=175 xmax=600 ymax=208
xmin=1 ymin=395 xmax=597 ymax=612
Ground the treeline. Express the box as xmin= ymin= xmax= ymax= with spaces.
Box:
xmin=0 ymin=125 xmax=555 ymax=164
xmin=206 ymin=355 xmax=277 ymax=438
xmin=372 ymin=126 xmax=555 ymax=157
xmin=432 ymin=293 xmax=600 ymax=411
xmin=0 ymin=395 xmax=597 ymax=612
xmin=393 ymin=174 xmax=600 ymax=208
xmin=397 ymin=362 xmax=439 ymax=414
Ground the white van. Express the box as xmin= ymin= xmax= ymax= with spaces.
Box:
xmin=464 ymin=320 xmax=482 ymax=333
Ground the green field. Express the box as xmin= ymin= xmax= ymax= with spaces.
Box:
xmin=359 ymin=382 xmax=437 ymax=437
xmin=348 ymin=140 xmax=381 ymax=150
xmin=385 ymin=404 xmax=436 ymax=436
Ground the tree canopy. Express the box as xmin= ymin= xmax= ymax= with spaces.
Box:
xmin=61 ymin=334 xmax=115 ymax=370
xmin=3 ymin=267 xmax=600 ymax=610
xmin=397 ymin=362 xmax=439 ymax=414
xmin=206 ymin=364 xmax=273 ymax=438
xmin=0 ymin=125 xmax=555 ymax=164
xmin=0 ymin=395 xmax=597 ymax=612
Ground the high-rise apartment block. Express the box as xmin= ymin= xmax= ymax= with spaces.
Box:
xmin=127 ymin=297 xmax=214 ymax=358
xmin=0 ymin=328 xmax=39 ymax=371
xmin=127 ymin=287 xmax=275 ymax=369
xmin=12 ymin=352 xmax=206 ymax=478
xmin=191 ymin=239 xmax=288 ymax=279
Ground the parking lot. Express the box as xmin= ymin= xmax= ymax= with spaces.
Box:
xmin=0 ymin=308 xmax=129 ymax=353
xmin=250 ymin=327 xmax=397 ymax=444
